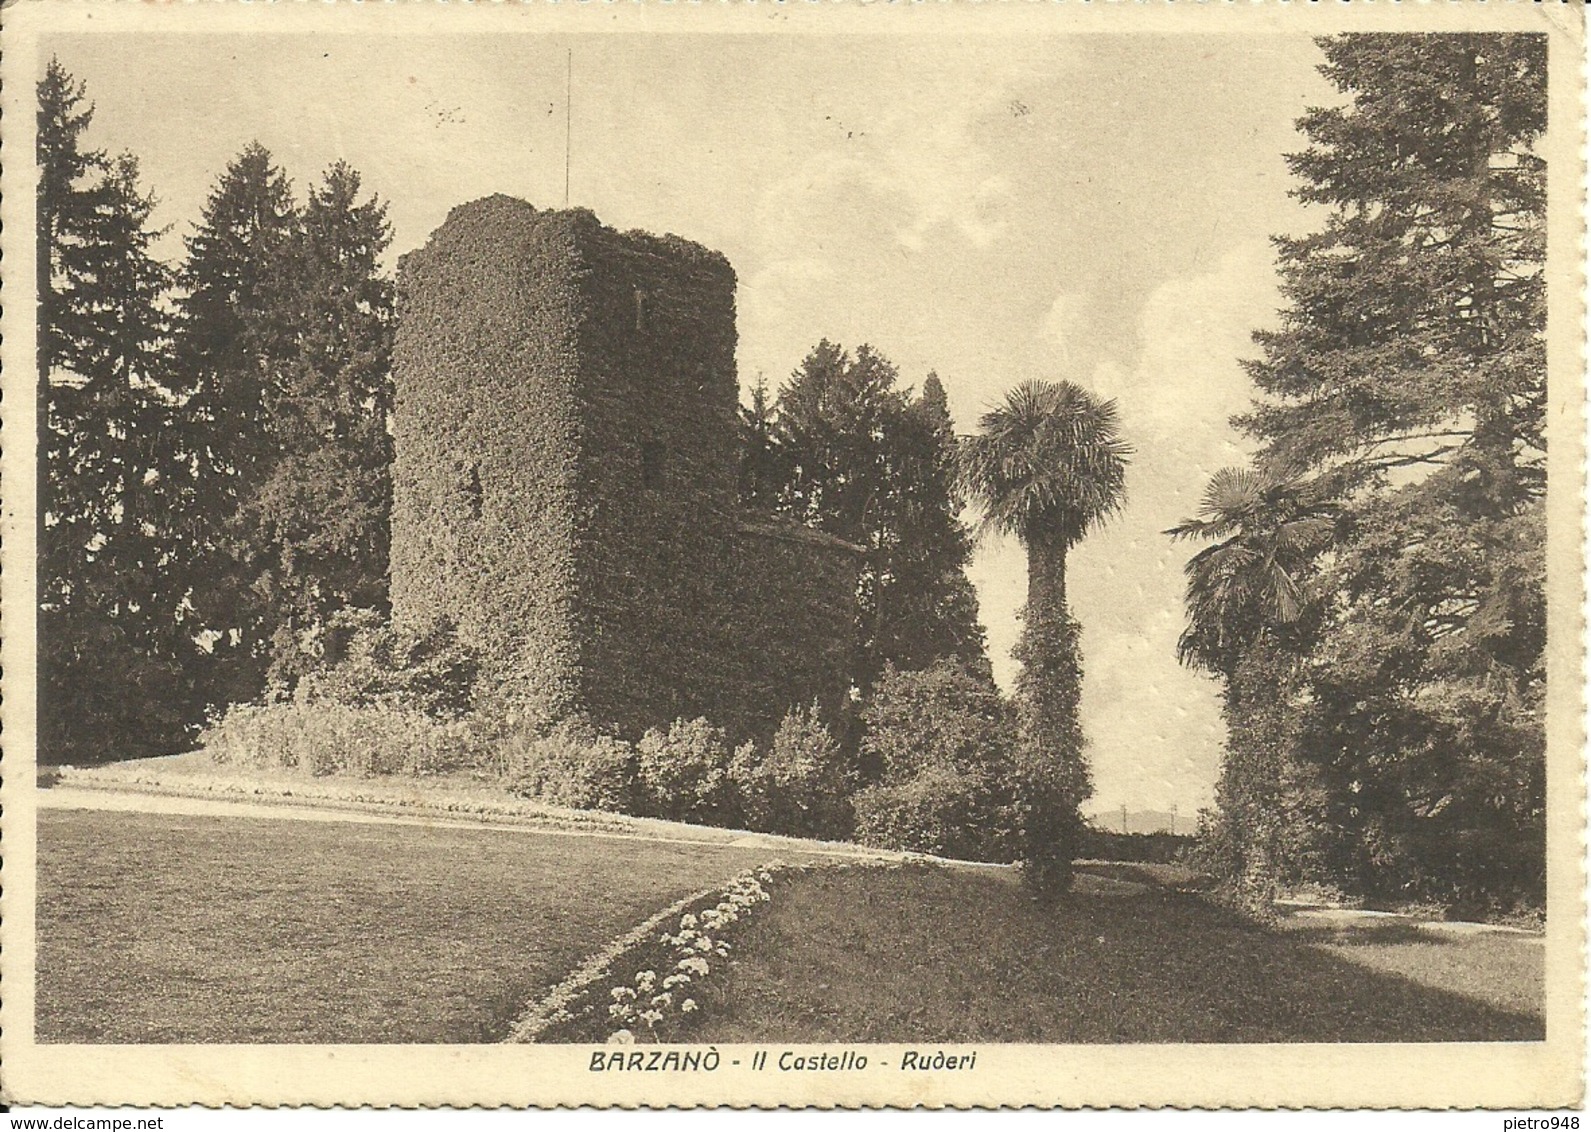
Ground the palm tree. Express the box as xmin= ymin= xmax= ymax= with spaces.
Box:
xmin=959 ymin=380 xmax=1131 ymax=635
xmin=1167 ymin=465 xmax=1335 ymax=682
xmin=1168 ymin=464 xmax=1336 ymax=905
xmin=960 ymin=380 xmax=1131 ymax=893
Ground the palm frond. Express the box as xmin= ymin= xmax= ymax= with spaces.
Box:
xmin=1169 ymin=464 xmax=1339 ymax=674
xmin=959 ymin=379 xmax=1132 ymax=548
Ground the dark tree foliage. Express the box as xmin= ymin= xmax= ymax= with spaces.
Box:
xmin=853 ymin=660 xmax=1024 ymax=863
xmin=1242 ymin=34 xmax=1546 ymax=504
xmin=295 ymin=607 xmax=479 ymax=721
xmin=741 ymin=340 xmax=988 ymax=695
xmin=175 ymin=146 xmax=395 ymax=704
xmin=1009 ymin=606 xmax=1092 ymax=893
xmin=37 ymin=59 xmax=199 ymax=762
xmin=1169 ymin=468 xmax=1337 ymax=679
xmin=250 ymin=163 xmax=396 ymax=691
xmin=731 ymin=703 xmax=855 ymax=840
xmin=737 ymin=374 xmax=788 ymax=512
xmin=172 ymin=144 xmax=302 ymax=707
xmin=861 ymin=660 xmax=1015 ymax=784
xmin=959 ymin=380 xmax=1131 ymax=894
xmin=38 ymin=74 xmax=398 ymax=755
xmin=902 ymin=374 xmax=989 ymax=678
xmin=1176 ymin=34 xmax=1548 ymax=912
xmin=1193 ymin=639 xmax=1336 ymax=907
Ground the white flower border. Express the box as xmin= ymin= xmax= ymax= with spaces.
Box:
xmin=504 ymin=859 xmax=908 ymax=1043
xmin=602 ymin=864 xmax=784 ymax=1042
xmin=501 ymin=863 xmax=788 ymax=1043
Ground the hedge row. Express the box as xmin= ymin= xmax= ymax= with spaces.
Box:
xmin=208 ymin=596 xmax=1033 ymax=861
xmin=203 ymin=701 xmax=482 ymax=778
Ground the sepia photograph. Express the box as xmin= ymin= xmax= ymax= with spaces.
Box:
xmin=0 ymin=0 xmax=1583 ymax=1111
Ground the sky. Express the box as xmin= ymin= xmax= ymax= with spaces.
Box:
xmin=47 ymin=31 xmax=1340 ymax=820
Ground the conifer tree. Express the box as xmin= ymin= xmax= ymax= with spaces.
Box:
xmin=252 ymin=162 xmax=395 ymax=689
xmin=172 ymin=143 xmax=302 ymax=704
xmin=889 ymin=373 xmax=988 ymax=678
xmin=174 ymin=148 xmax=395 ymax=703
xmin=737 ymin=374 xmax=787 ymax=512
xmin=748 ymin=341 xmax=988 ymax=696
xmin=1176 ymin=34 xmax=1548 ymax=909
xmin=37 ymin=58 xmax=194 ymax=761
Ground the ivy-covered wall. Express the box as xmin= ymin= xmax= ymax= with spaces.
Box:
xmin=390 ymin=196 xmax=584 ymax=725
xmin=567 ymin=215 xmax=742 ymax=738
xmin=391 ymin=196 xmax=857 ymax=743
xmin=723 ymin=520 xmax=860 ymax=741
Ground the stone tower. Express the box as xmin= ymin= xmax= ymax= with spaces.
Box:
xmin=390 ymin=196 xmax=856 ymax=740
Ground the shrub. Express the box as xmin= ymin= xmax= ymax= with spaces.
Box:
xmin=202 ymin=700 xmax=482 ymax=777
xmin=855 ymin=661 xmax=1021 ymax=860
xmin=293 ymin=608 xmax=480 ymax=720
xmin=861 ymin=661 xmax=1016 ymax=783
xmin=501 ymin=720 xmax=639 ymax=813
xmin=730 ymin=704 xmax=854 ymax=840
xmin=39 ymin=607 xmax=200 ymax=765
xmin=1078 ymin=828 xmax=1197 ymax=865
xmin=853 ymin=767 xmax=1021 ymax=863
xmin=636 ymin=717 xmax=737 ymax=825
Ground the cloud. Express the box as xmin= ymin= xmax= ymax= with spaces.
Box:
xmin=1069 ymin=240 xmax=1281 ymax=813
xmin=745 ymin=54 xmax=1038 ymax=268
xmin=1112 ymin=241 xmax=1276 ymax=448
xmin=735 ymin=54 xmax=1045 ymax=391
xmin=871 ymin=103 xmax=1014 ymax=251
xmin=1039 ymin=290 xmax=1088 ymax=363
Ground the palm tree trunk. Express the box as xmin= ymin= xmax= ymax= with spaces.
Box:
xmin=1020 ymin=534 xmax=1080 ymax=896
xmin=1026 ymin=535 xmax=1068 ymax=630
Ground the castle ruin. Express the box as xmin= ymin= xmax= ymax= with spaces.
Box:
xmin=389 ymin=196 xmax=858 ymax=742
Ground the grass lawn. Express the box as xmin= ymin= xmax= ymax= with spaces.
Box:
xmin=685 ymin=864 xmax=1544 ymax=1044
xmin=37 ymin=808 xmax=782 ymax=1043
xmin=1276 ymin=916 xmax=1544 ymax=1022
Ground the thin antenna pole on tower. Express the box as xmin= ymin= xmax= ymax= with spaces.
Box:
xmin=564 ymin=48 xmax=572 ymax=207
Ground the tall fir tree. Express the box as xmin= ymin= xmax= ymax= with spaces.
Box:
xmin=892 ymin=373 xmax=988 ymax=678
xmin=172 ymin=143 xmax=302 ymax=706
xmin=174 ymin=148 xmax=395 ymax=705
xmin=248 ymin=162 xmax=395 ymax=690
xmin=737 ymin=374 xmax=787 ymax=512
xmin=37 ymin=58 xmax=196 ymax=761
xmin=1176 ymin=34 xmax=1548 ymax=909
xmin=745 ymin=341 xmax=988 ymax=698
